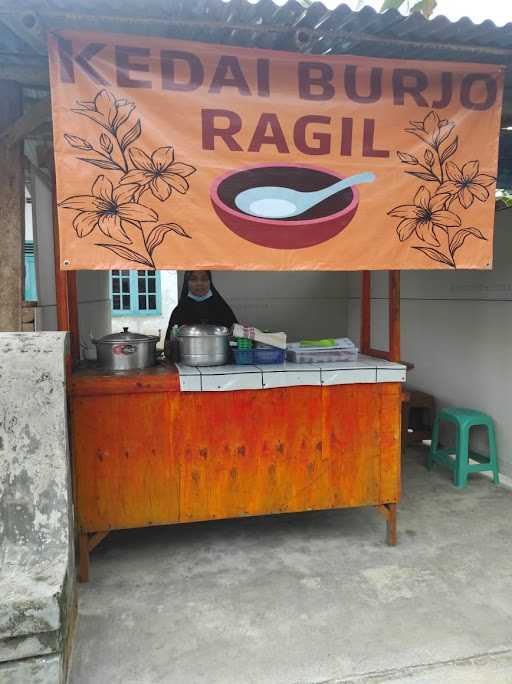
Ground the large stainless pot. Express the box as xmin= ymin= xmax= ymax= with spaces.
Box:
xmin=93 ymin=327 xmax=159 ymax=371
xmin=176 ymin=324 xmax=229 ymax=366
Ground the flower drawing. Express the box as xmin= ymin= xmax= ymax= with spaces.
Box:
xmin=121 ymin=147 xmax=196 ymax=201
xmin=72 ymin=89 xmax=135 ymax=135
xmin=389 ymin=186 xmax=459 ymax=247
xmin=405 ymin=112 xmax=455 ymax=149
xmin=389 ymin=110 xmax=496 ymax=268
xmin=60 ymin=175 xmax=157 ymax=244
xmin=438 ymin=161 xmax=496 ymax=209
xmin=60 ymin=88 xmax=196 ymax=268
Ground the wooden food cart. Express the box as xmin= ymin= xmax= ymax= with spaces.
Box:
xmin=66 ymin=272 xmax=404 ymax=582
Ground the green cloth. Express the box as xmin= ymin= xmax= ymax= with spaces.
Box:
xmin=299 ymin=339 xmax=336 ymax=348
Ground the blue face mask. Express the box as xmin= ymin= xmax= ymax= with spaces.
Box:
xmin=188 ymin=289 xmax=213 ymax=303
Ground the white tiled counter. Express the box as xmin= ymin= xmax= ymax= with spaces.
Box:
xmin=175 ymin=355 xmax=406 ymax=392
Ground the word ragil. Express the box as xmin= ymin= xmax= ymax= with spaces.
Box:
xmin=202 ymin=111 xmax=390 ymax=157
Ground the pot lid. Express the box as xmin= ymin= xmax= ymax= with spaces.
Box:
xmin=177 ymin=324 xmax=229 ymax=337
xmin=96 ymin=327 xmax=159 ymax=344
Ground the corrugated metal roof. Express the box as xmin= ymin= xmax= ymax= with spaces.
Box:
xmin=2 ymin=0 xmax=512 ymax=56
xmin=1 ymin=0 xmax=511 ymax=118
xmin=6 ymin=1 xmax=512 ymax=50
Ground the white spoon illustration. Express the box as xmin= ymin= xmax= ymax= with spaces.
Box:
xmin=234 ymin=171 xmax=376 ymax=219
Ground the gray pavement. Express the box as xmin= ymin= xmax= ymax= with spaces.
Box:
xmin=71 ymin=449 xmax=512 ymax=684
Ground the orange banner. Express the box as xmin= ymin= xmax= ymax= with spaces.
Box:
xmin=48 ymin=31 xmax=504 ymax=271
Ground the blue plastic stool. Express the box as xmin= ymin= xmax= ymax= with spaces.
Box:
xmin=427 ymin=407 xmax=499 ymax=488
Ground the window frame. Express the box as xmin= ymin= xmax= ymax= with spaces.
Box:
xmin=110 ymin=270 xmax=161 ymax=317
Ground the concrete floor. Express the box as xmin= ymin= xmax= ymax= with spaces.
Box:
xmin=70 ymin=449 xmax=512 ymax=684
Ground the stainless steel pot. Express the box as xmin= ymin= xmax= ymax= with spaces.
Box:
xmin=93 ymin=327 xmax=159 ymax=371
xmin=176 ymin=324 xmax=229 ymax=366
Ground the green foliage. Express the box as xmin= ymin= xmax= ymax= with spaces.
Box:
xmin=496 ymin=189 xmax=512 ymax=209
xmin=410 ymin=0 xmax=437 ymax=17
xmin=380 ymin=0 xmax=437 ymax=18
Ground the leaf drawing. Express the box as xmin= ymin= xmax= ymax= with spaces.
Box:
xmin=120 ymin=120 xmax=142 ymax=151
xmin=406 ymin=170 xmax=440 ymax=182
xmin=62 ymin=89 xmax=195 ymax=267
xmin=424 ymin=149 xmax=435 ymax=167
xmin=146 ymin=223 xmax=191 ymax=255
xmin=412 ymin=246 xmax=455 ymax=267
xmin=449 ymin=227 xmax=486 ymax=256
xmin=389 ymin=110 xmax=496 ymax=268
xmin=96 ymin=243 xmax=154 ymax=268
xmin=439 ymin=136 xmax=458 ymax=165
xmin=397 ymin=152 xmax=418 ymax=164
xmin=78 ymin=157 xmax=122 ymax=171
xmin=64 ymin=134 xmax=92 ymax=150
xmin=100 ymin=133 xmax=113 ymax=154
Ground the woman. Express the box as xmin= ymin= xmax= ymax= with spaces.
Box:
xmin=164 ymin=270 xmax=237 ymax=357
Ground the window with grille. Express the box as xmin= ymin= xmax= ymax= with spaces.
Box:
xmin=111 ymin=270 xmax=161 ymax=316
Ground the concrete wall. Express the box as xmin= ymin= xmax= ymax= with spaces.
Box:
xmin=112 ymin=270 xmax=178 ymax=345
xmin=198 ymin=271 xmax=349 ymax=341
xmin=347 ymin=211 xmax=512 ymax=478
xmin=31 ymin=169 xmax=111 ymax=347
xmin=0 ymin=332 xmax=75 ymax=682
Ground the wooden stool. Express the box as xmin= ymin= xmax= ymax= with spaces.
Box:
xmin=401 ymin=388 xmax=435 ymax=453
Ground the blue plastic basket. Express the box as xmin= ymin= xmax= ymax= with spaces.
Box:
xmin=253 ymin=348 xmax=286 ymax=364
xmin=233 ymin=348 xmax=254 ymax=365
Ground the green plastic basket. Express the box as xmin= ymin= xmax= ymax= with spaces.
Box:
xmin=236 ymin=337 xmax=253 ymax=349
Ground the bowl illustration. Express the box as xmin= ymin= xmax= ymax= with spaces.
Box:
xmin=210 ymin=164 xmax=360 ymax=249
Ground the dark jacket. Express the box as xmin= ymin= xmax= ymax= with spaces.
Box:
xmin=164 ymin=271 xmax=237 ymax=357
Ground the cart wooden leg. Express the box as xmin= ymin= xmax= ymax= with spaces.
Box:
xmin=375 ymin=503 xmax=397 ymax=546
xmin=78 ymin=531 xmax=110 ymax=582
xmin=78 ymin=533 xmax=90 ymax=583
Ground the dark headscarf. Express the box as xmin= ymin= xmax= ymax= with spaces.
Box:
xmin=165 ymin=271 xmax=237 ymax=347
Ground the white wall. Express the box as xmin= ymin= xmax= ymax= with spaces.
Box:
xmin=112 ymin=270 xmax=178 ymax=345
xmin=193 ymin=271 xmax=349 ymax=342
xmin=30 ymin=167 xmax=111 ymax=347
xmin=347 ymin=212 xmax=512 ymax=478
xmin=32 ymin=169 xmax=57 ymax=331
xmin=25 ymin=187 xmax=33 ymax=241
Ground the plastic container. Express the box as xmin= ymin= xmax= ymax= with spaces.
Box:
xmin=287 ymin=347 xmax=359 ymax=364
xmin=253 ymin=348 xmax=286 ymax=364
xmin=235 ymin=337 xmax=253 ymax=349
xmin=233 ymin=348 xmax=254 ymax=365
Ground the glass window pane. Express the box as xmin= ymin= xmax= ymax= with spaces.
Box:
xmin=138 ymin=277 xmax=146 ymax=294
xmin=148 ymin=278 xmax=156 ymax=293
xmin=139 ymin=295 xmax=146 ymax=310
xmin=112 ymin=279 xmax=120 ymax=293
xmin=113 ymin=294 xmax=120 ymax=310
xmin=148 ymin=294 xmax=156 ymax=310
xmin=121 ymin=269 xmax=129 ymax=276
xmin=122 ymin=294 xmax=130 ymax=309
xmin=112 ymin=269 xmax=119 ymax=276
xmin=122 ymin=278 xmax=130 ymax=293
xmin=137 ymin=270 xmax=145 ymax=275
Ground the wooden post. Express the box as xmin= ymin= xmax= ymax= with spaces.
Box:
xmin=51 ymin=171 xmax=70 ymax=332
xmin=0 ymin=80 xmax=24 ymax=331
xmin=51 ymin=169 xmax=80 ymax=363
xmin=388 ymin=271 xmax=400 ymax=362
xmin=67 ymin=271 xmax=80 ymax=362
xmin=360 ymin=271 xmax=371 ymax=355
xmin=361 ymin=270 xmax=401 ymax=362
